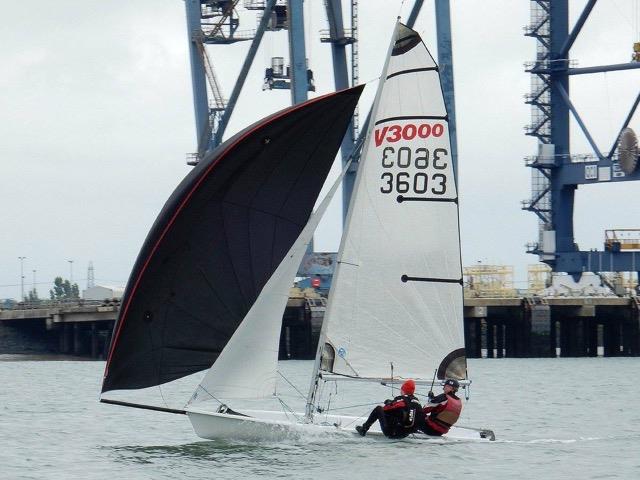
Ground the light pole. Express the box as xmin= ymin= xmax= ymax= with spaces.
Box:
xmin=67 ymin=259 xmax=74 ymax=284
xmin=18 ymin=256 xmax=26 ymax=301
xmin=32 ymin=269 xmax=37 ymax=299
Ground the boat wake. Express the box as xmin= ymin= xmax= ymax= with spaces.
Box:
xmin=494 ymin=437 xmax=604 ymax=444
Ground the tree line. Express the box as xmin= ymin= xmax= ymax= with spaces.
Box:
xmin=21 ymin=277 xmax=80 ymax=303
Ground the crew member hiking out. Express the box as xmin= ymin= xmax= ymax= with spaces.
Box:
xmin=355 ymin=379 xmax=422 ymax=439
xmin=418 ymin=378 xmax=462 ymax=436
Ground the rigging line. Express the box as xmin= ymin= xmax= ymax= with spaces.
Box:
xmin=144 ymin=319 xmax=170 ymax=410
xmin=193 ymin=382 xmax=225 ymax=405
xmin=322 ymin=401 xmax=380 ymax=412
xmin=277 ymin=370 xmax=307 ymax=400
xmin=324 ymin=392 xmax=334 ymax=416
xmin=158 ymin=383 xmax=171 ymax=411
xmin=340 ymin=410 xmax=369 ymax=428
xmin=360 ymin=75 xmax=382 ymax=85
xmin=276 ymin=396 xmax=303 ymax=422
xmin=316 ymin=378 xmax=337 ymax=417
xmin=398 ymin=0 xmax=407 ymax=20
xmin=390 ymin=362 xmax=394 ymax=397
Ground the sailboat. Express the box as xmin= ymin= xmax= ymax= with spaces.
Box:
xmin=101 ymin=22 xmax=494 ymax=442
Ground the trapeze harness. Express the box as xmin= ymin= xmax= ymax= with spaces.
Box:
xmin=425 ymin=393 xmax=462 ymax=435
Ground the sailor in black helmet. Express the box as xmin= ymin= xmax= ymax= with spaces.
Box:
xmin=417 ymin=378 xmax=463 ymax=436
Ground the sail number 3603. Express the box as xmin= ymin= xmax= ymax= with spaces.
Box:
xmin=379 ymin=146 xmax=449 ymax=195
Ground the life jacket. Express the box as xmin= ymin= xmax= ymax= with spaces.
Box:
xmin=427 ymin=394 xmax=462 ymax=434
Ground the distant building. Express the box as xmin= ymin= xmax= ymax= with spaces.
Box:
xmin=1 ymin=298 xmax=16 ymax=309
xmin=82 ymin=285 xmax=124 ymax=301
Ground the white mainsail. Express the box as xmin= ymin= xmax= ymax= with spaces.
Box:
xmin=189 ymin=163 xmax=350 ymax=403
xmin=317 ymin=23 xmax=466 ymax=382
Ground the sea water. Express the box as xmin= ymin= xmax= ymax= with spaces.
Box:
xmin=1 ymin=356 xmax=639 ymax=480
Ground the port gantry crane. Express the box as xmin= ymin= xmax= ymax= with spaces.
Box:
xmin=524 ymin=0 xmax=640 ymax=279
xmin=182 ymin=0 xmax=459 ymax=219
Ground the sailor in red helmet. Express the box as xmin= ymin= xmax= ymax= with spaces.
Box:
xmin=355 ymin=379 xmax=422 ymax=439
xmin=418 ymin=378 xmax=463 ymax=436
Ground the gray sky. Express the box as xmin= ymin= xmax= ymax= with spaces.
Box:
xmin=2 ymin=0 xmax=640 ymax=299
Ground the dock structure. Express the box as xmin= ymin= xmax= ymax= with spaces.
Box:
xmin=2 ymin=294 xmax=640 ymax=359
xmin=463 ymin=296 xmax=640 ymax=358
xmin=0 ymin=300 xmax=117 ymax=358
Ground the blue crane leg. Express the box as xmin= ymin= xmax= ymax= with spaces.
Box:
xmin=214 ymin=0 xmax=277 ymax=146
xmin=288 ymin=0 xmax=309 ymax=105
xmin=324 ymin=0 xmax=357 ymax=223
xmin=435 ymin=0 xmax=458 ymax=182
xmin=185 ymin=0 xmax=211 ymax=156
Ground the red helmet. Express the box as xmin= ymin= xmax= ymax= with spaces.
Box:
xmin=400 ymin=379 xmax=415 ymax=395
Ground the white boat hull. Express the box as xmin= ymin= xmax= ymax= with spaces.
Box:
xmin=186 ymin=407 xmax=494 ymax=442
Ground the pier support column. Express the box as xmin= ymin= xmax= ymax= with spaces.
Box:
xmin=550 ymin=319 xmax=558 ymax=358
xmin=463 ymin=318 xmax=480 ymax=358
xmin=587 ymin=319 xmax=598 ymax=357
xmin=561 ymin=318 xmax=587 ymax=357
xmin=60 ymin=323 xmax=72 ymax=354
xmin=559 ymin=305 xmax=594 ymax=357
xmin=622 ymin=312 xmax=633 ymax=356
xmin=496 ymin=322 xmax=505 ymax=358
xmin=527 ymin=299 xmax=552 ymax=357
xmin=504 ymin=316 xmax=517 ymax=358
xmin=603 ymin=319 xmax=622 ymax=357
xmin=486 ymin=320 xmax=495 ymax=358
xmin=73 ymin=323 xmax=81 ymax=355
xmin=103 ymin=329 xmax=112 ymax=360
xmin=464 ymin=306 xmax=486 ymax=358
xmin=559 ymin=318 xmax=571 ymax=357
xmin=91 ymin=323 xmax=99 ymax=359
xmin=474 ymin=319 xmax=482 ymax=358
xmin=627 ymin=298 xmax=640 ymax=355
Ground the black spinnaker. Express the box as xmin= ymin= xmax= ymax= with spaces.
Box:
xmin=102 ymin=86 xmax=364 ymax=393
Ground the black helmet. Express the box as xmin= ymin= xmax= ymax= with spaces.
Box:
xmin=444 ymin=379 xmax=460 ymax=390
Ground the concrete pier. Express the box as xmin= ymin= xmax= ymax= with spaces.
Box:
xmin=0 ymin=301 xmax=117 ymax=358
xmin=3 ymin=295 xmax=640 ymax=359
xmin=463 ymin=296 xmax=639 ymax=358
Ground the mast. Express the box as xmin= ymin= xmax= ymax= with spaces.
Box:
xmin=305 ymin=22 xmax=398 ymax=420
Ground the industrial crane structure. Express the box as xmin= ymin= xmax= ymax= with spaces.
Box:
xmin=182 ymin=0 xmax=458 ymax=219
xmin=523 ymin=0 xmax=640 ymax=277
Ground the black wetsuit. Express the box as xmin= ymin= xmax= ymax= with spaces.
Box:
xmin=361 ymin=394 xmax=423 ymax=439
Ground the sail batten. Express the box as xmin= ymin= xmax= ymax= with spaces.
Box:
xmin=375 ymin=115 xmax=448 ymax=125
xmin=386 ymin=67 xmax=439 ymax=79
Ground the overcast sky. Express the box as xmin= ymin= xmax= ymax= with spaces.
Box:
xmin=2 ymin=0 xmax=640 ymax=299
